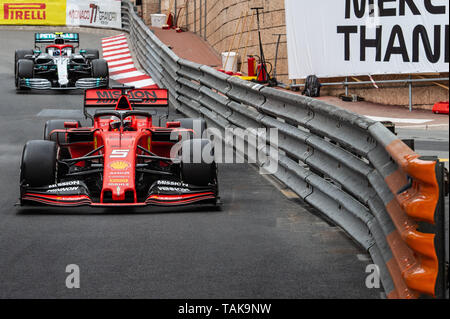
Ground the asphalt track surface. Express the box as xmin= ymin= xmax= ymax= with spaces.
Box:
xmin=0 ymin=29 xmax=384 ymax=298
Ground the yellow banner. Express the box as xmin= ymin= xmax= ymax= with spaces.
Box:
xmin=0 ymin=0 xmax=66 ymax=25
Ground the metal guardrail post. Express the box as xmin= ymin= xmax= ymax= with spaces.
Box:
xmin=204 ymin=0 xmax=207 ymax=40
xmin=408 ymin=74 xmax=413 ymax=112
xmin=199 ymin=0 xmax=202 ymax=37
xmin=345 ymin=76 xmax=348 ymax=96
xmin=194 ymin=0 xmax=197 ymax=34
xmin=185 ymin=0 xmax=188 ymax=30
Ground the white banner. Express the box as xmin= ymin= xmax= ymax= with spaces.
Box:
xmin=285 ymin=0 xmax=449 ymax=79
xmin=66 ymin=0 xmax=121 ymax=29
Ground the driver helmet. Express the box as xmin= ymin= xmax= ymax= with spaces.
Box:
xmin=109 ymin=116 xmax=132 ymax=130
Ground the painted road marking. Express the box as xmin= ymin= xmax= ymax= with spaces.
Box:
xmin=101 ymin=34 xmax=126 ymax=42
xmin=103 ymin=44 xmax=129 ymax=52
xmin=365 ymin=115 xmax=434 ymax=124
xmin=103 ymin=48 xmax=131 ymax=57
xmin=281 ymin=189 xmax=300 ymax=199
xmin=107 ymin=58 xmax=134 ymax=67
xmin=103 ymin=53 xmax=132 ymax=61
xmin=110 ymin=68 xmax=138 ymax=76
xmin=110 ymin=70 xmax=144 ymax=80
xmin=103 ymin=41 xmax=128 ymax=48
xmin=399 ymin=123 xmax=449 ymax=129
xmin=261 ymin=172 xmax=300 ymax=200
xmin=120 ymin=78 xmax=156 ymax=88
xmin=109 ymin=64 xmax=136 ymax=73
xmin=357 ymin=254 xmax=371 ymax=262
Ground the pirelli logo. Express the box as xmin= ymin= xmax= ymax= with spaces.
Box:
xmin=3 ymin=3 xmax=46 ymax=20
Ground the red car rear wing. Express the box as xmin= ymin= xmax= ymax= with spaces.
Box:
xmin=83 ymin=88 xmax=169 ymax=119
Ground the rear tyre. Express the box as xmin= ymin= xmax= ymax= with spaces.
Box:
xmin=16 ymin=59 xmax=34 ymax=89
xmin=180 ymin=139 xmax=216 ymax=186
xmin=20 ymin=140 xmax=58 ymax=187
xmin=176 ymin=118 xmax=207 ymax=139
xmin=91 ymin=59 xmax=109 ymax=88
xmin=84 ymin=49 xmax=100 ymax=60
xmin=44 ymin=119 xmax=81 ymax=143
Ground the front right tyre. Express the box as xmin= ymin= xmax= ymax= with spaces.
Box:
xmin=16 ymin=59 xmax=34 ymax=90
xmin=91 ymin=59 xmax=109 ymax=88
xmin=14 ymin=49 xmax=33 ymax=82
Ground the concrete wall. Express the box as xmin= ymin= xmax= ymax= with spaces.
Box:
xmin=140 ymin=0 xmax=449 ymax=110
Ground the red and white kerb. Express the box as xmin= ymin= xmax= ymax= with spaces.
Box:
xmin=101 ymin=34 xmax=158 ymax=89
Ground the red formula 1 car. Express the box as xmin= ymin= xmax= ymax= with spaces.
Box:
xmin=19 ymin=87 xmax=219 ymax=208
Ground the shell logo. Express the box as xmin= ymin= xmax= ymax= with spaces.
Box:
xmin=110 ymin=161 xmax=130 ymax=170
xmin=109 ymin=178 xmax=129 ymax=183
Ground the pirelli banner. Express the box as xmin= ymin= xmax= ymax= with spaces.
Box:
xmin=285 ymin=0 xmax=449 ymax=79
xmin=0 ymin=0 xmax=121 ymax=29
xmin=0 ymin=0 xmax=66 ymax=25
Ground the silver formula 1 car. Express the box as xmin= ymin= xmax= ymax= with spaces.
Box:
xmin=14 ymin=32 xmax=109 ymax=90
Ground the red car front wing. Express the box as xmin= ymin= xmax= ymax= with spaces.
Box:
xmin=21 ymin=181 xmax=218 ymax=208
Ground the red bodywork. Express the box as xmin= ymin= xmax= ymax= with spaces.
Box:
xmin=21 ymin=88 xmax=217 ymax=207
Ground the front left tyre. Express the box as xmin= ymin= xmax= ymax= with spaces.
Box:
xmin=20 ymin=140 xmax=58 ymax=187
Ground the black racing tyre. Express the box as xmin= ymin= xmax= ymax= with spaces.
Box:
xmin=84 ymin=49 xmax=100 ymax=60
xmin=44 ymin=119 xmax=81 ymax=144
xmin=14 ymin=49 xmax=33 ymax=78
xmin=16 ymin=59 xmax=34 ymax=89
xmin=180 ymin=139 xmax=216 ymax=186
xmin=91 ymin=59 xmax=109 ymax=88
xmin=176 ymin=118 xmax=207 ymax=139
xmin=92 ymin=59 xmax=109 ymax=78
xmin=20 ymin=140 xmax=58 ymax=187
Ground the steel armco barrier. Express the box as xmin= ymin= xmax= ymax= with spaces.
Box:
xmin=121 ymin=0 xmax=446 ymax=299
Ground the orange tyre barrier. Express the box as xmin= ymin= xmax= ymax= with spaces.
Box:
xmin=371 ymin=124 xmax=440 ymax=298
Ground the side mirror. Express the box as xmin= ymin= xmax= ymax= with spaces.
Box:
xmin=64 ymin=121 xmax=79 ymax=128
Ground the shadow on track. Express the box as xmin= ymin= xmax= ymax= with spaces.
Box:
xmin=16 ymin=203 xmax=223 ymax=216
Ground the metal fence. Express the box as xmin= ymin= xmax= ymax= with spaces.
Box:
xmin=290 ymin=76 xmax=450 ymax=112
xmin=121 ymin=0 xmax=446 ymax=299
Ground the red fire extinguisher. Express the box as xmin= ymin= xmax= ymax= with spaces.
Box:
xmin=247 ymin=56 xmax=256 ymax=77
